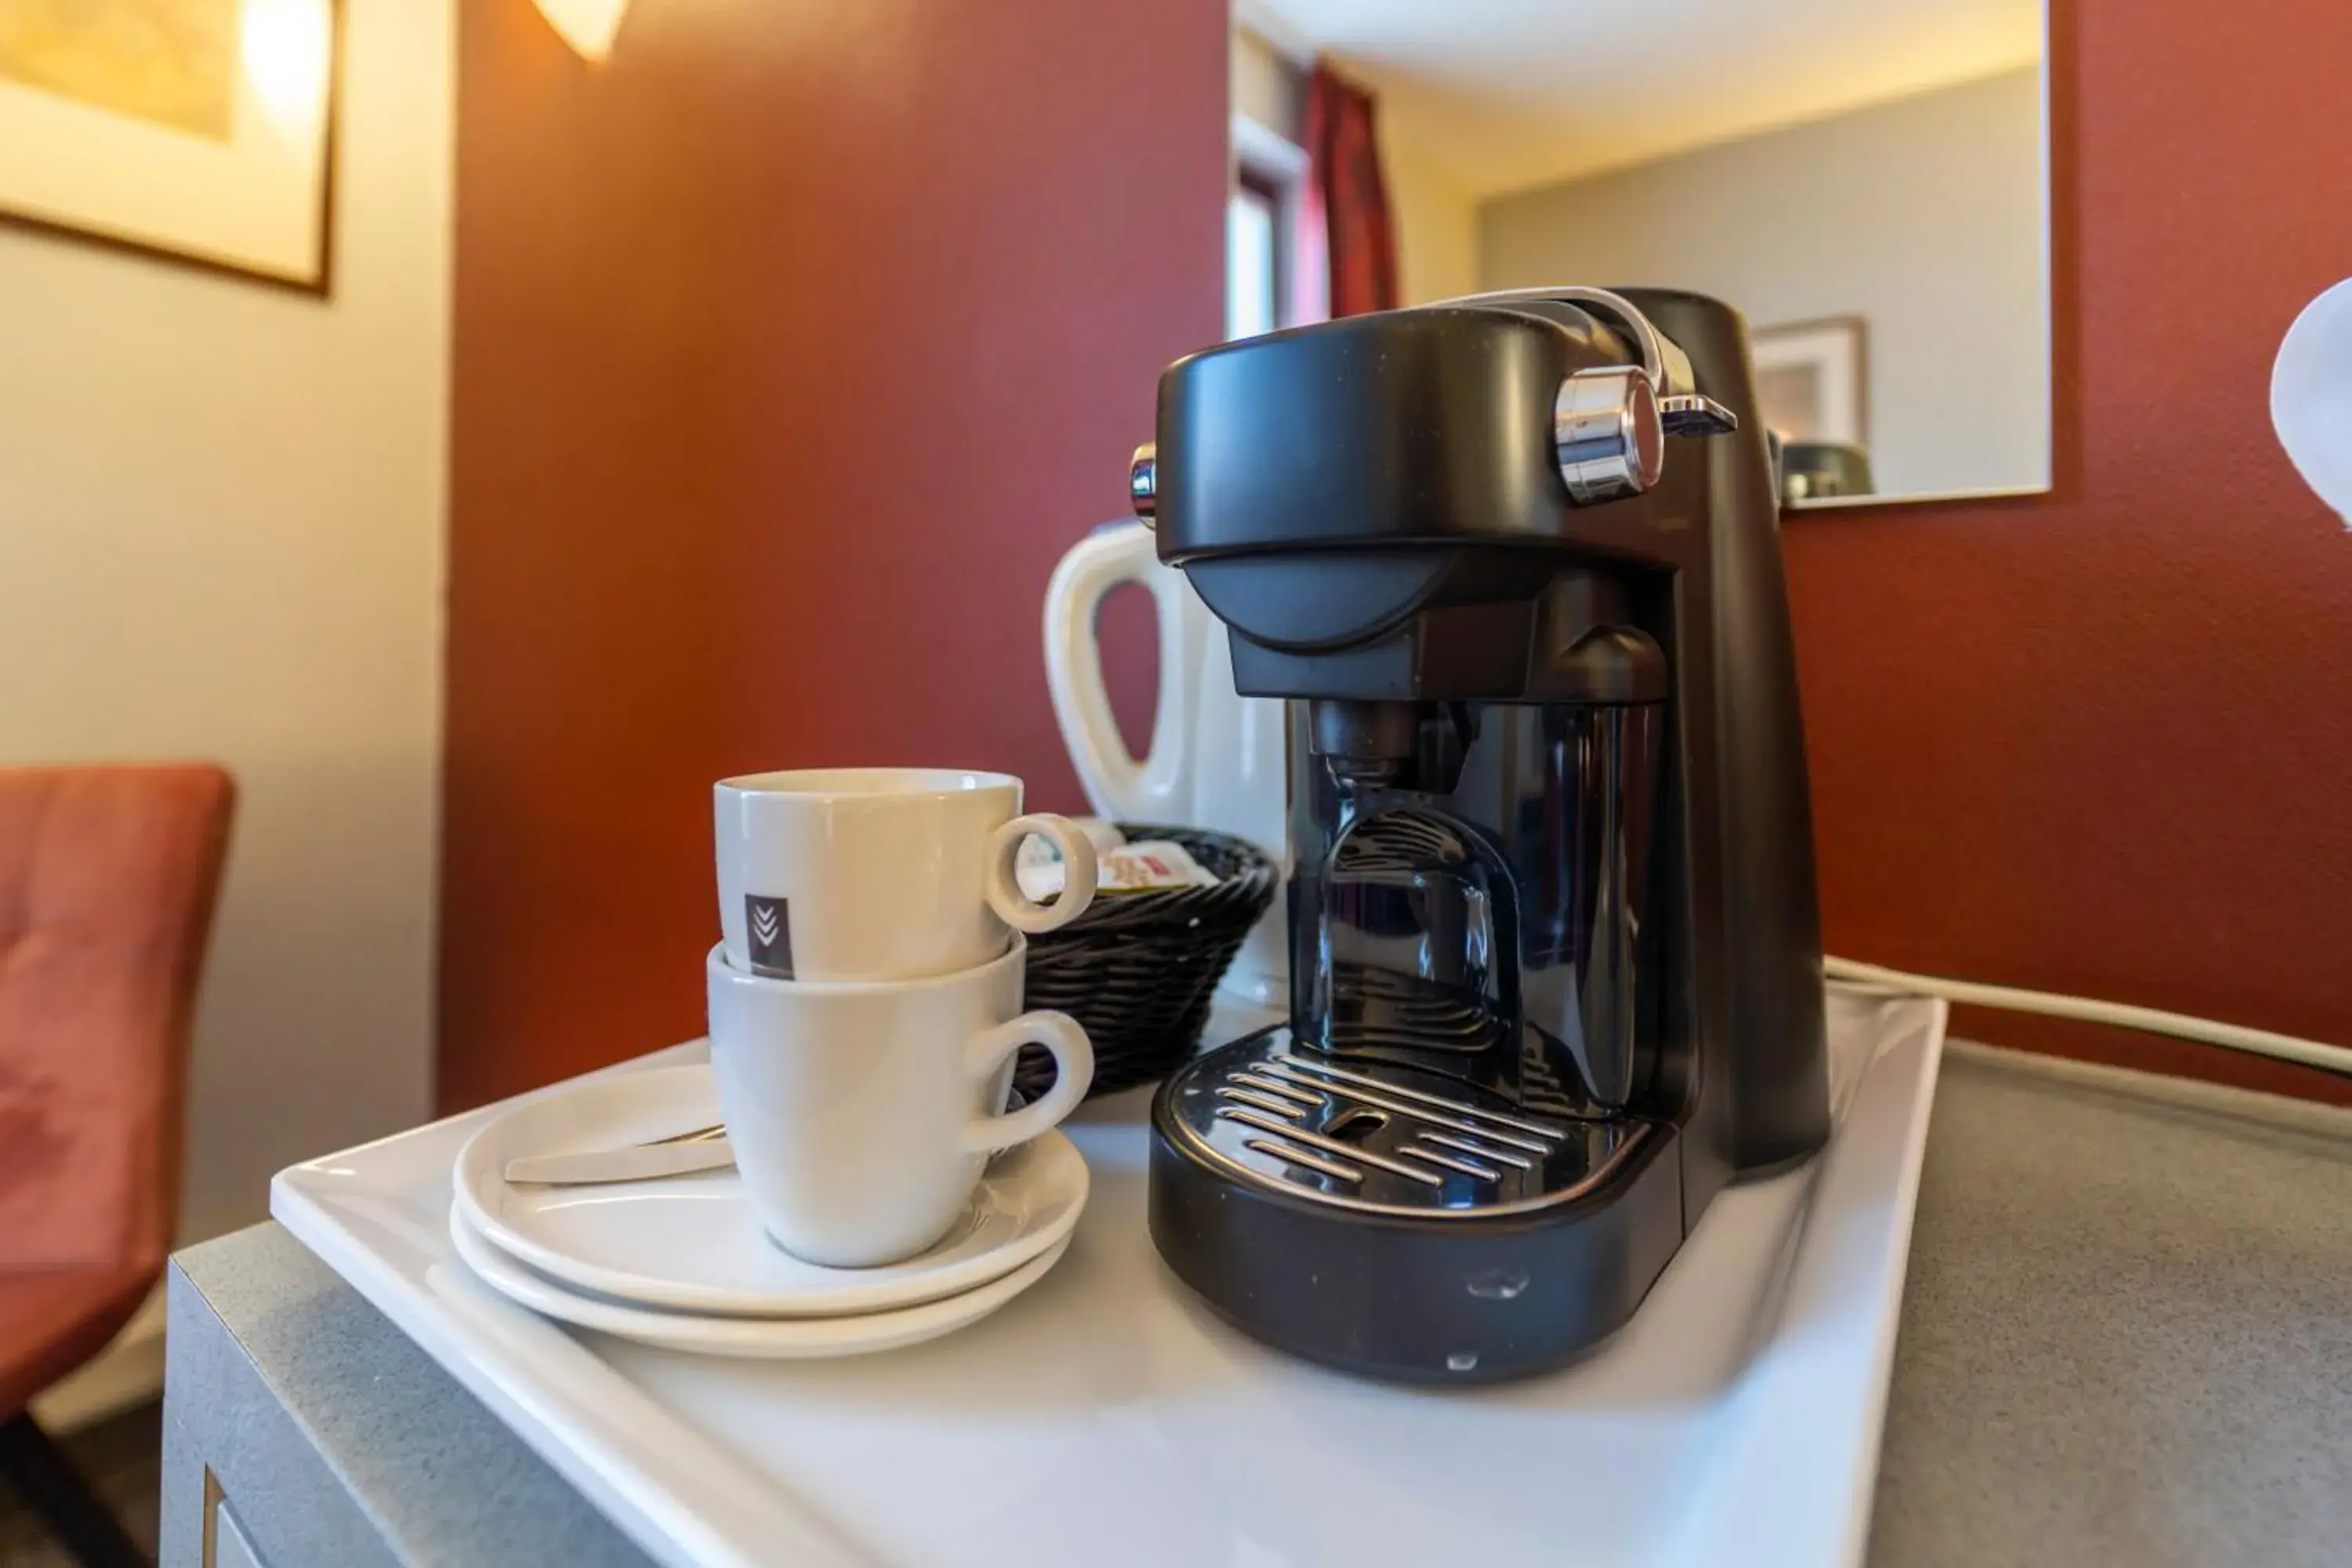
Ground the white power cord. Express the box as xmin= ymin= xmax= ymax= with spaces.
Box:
xmin=1824 ymin=955 xmax=2352 ymax=1080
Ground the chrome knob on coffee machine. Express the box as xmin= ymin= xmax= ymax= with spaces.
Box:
xmin=1139 ymin=287 xmax=1831 ymax=1382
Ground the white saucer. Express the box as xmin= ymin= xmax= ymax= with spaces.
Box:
xmin=449 ymin=1203 xmax=1073 ymax=1359
xmin=452 ymin=1063 xmax=1089 ymax=1317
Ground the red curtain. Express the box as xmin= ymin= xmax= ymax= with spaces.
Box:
xmin=1305 ymin=62 xmax=1399 ymax=318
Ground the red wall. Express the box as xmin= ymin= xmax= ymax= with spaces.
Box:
xmin=1787 ymin=0 xmax=2352 ymax=1100
xmin=438 ymin=0 xmax=1225 ymax=1109
xmin=442 ymin=0 xmax=2352 ymax=1112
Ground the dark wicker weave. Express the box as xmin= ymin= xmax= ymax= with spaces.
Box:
xmin=1013 ymin=824 xmax=1278 ymax=1101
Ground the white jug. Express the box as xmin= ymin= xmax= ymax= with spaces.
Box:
xmin=1044 ymin=521 xmax=1288 ymax=1004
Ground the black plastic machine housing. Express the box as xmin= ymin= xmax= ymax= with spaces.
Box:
xmin=1142 ymin=289 xmax=1832 ymax=1381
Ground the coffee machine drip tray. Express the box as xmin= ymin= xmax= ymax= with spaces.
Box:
xmin=1160 ymin=1026 xmax=1656 ymax=1218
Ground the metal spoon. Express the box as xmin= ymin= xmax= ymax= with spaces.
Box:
xmin=502 ymin=1123 xmax=735 ymax=1186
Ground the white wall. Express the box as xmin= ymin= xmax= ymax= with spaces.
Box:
xmin=1480 ymin=67 xmax=2049 ymax=499
xmin=1384 ymin=133 xmax=1478 ymax=306
xmin=0 ymin=0 xmax=452 ymax=1243
xmin=1232 ymin=25 xmax=1303 ymax=145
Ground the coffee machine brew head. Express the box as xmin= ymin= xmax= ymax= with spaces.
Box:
xmin=1138 ymin=288 xmax=1833 ymax=1383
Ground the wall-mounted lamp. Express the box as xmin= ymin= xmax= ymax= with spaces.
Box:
xmin=533 ymin=0 xmax=632 ymax=61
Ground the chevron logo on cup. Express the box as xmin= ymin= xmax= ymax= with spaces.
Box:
xmin=746 ymin=895 xmax=793 ymax=978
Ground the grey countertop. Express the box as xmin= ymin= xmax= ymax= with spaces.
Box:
xmin=1870 ymin=1044 xmax=2352 ymax=1566
xmin=166 ymin=1042 xmax=2352 ymax=1566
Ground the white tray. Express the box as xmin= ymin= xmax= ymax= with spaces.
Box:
xmin=272 ymin=985 xmax=1946 ymax=1568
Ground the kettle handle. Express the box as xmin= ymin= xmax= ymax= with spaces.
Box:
xmin=1043 ymin=521 xmax=1192 ymax=821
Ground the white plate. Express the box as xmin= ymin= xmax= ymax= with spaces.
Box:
xmin=452 ymin=1063 xmax=1089 ymax=1317
xmin=449 ymin=1200 xmax=1073 ymax=1359
xmin=274 ymin=989 xmax=1946 ymax=1568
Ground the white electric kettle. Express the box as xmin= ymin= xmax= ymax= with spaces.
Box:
xmin=1044 ymin=521 xmax=1288 ymax=1004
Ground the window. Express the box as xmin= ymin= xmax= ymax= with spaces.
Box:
xmin=1228 ymin=114 xmax=1317 ymax=341
xmin=1226 ymin=174 xmax=1283 ymax=340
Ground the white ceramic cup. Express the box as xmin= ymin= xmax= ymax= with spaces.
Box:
xmin=713 ymin=768 xmax=1098 ymax=982
xmin=705 ymin=940 xmax=1094 ymax=1267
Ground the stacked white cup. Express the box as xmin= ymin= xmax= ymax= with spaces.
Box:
xmin=708 ymin=769 xmax=1100 ymax=1267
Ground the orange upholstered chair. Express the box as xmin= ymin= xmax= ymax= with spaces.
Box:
xmin=0 ymin=764 xmax=233 ymax=1566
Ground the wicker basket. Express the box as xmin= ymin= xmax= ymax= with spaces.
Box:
xmin=1012 ymin=824 xmax=1279 ymax=1101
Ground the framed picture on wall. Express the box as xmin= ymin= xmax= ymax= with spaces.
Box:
xmin=1750 ymin=316 xmax=1869 ymax=447
xmin=0 ymin=0 xmax=341 ymax=292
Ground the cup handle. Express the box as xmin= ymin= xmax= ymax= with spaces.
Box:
xmin=985 ymin=813 xmax=1099 ymax=934
xmin=960 ymin=1011 xmax=1095 ymax=1154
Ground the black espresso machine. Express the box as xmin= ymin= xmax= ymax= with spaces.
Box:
xmin=1128 ymin=288 xmax=1831 ymax=1383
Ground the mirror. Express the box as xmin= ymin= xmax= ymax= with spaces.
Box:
xmin=1231 ymin=0 xmax=2051 ymax=507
